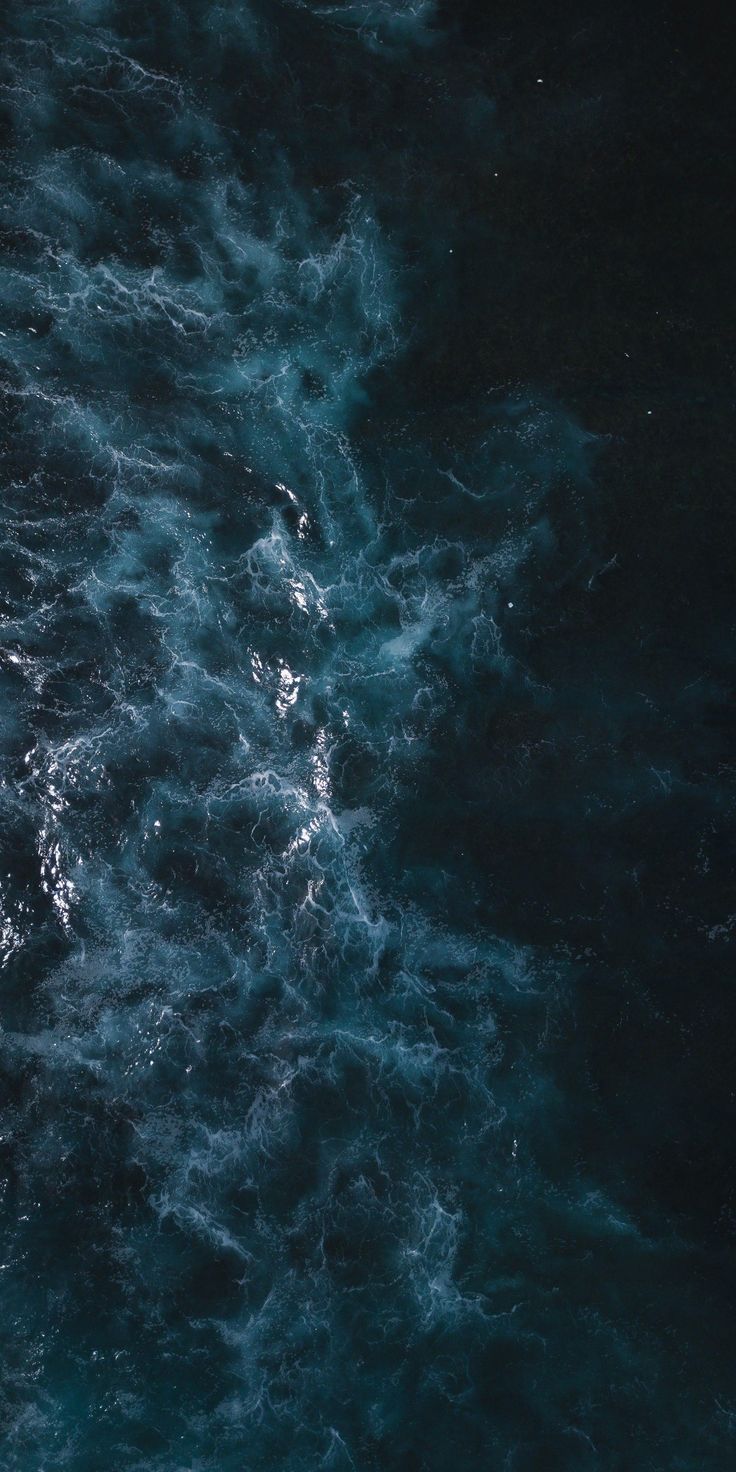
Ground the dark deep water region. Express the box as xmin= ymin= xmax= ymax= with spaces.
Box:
xmin=0 ymin=1 xmax=734 ymax=1467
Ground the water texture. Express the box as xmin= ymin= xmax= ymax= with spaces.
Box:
xmin=0 ymin=3 xmax=734 ymax=1468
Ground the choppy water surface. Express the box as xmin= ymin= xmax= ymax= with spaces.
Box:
xmin=1 ymin=3 xmax=734 ymax=1468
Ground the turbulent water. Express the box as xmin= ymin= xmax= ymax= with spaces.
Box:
xmin=1 ymin=3 xmax=734 ymax=1468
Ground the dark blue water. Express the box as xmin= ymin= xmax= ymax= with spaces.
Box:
xmin=1 ymin=3 xmax=734 ymax=1467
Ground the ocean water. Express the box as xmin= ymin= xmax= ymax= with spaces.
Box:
xmin=1 ymin=2 xmax=734 ymax=1468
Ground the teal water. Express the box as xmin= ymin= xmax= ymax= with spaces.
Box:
xmin=1 ymin=3 xmax=734 ymax=1468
